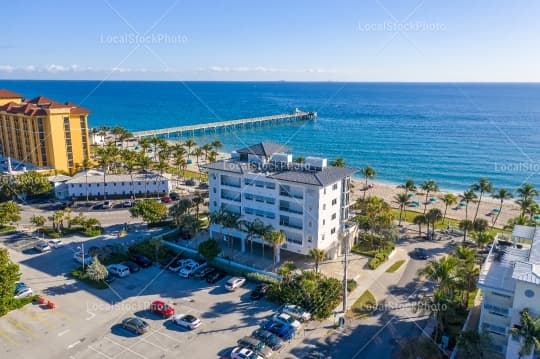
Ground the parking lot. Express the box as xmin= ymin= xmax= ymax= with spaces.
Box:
xmin=2 ymin=244 xmax=283 ymax=359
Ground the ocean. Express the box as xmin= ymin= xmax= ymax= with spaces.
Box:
xmin=1 ymin=80 xmax=540 ymax=192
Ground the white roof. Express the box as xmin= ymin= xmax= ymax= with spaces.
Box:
xmin=513 ymin=225 xmax=536 ymax=240
xmin=512 ymin=262 xmax=540 ymax=285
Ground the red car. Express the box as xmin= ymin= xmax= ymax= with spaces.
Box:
xmin=161 ymin=196 xmax=172 ymax=203
xmin=149 ymin=300 xmax=175 ymax=318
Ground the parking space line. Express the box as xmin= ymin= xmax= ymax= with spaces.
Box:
xmin=20 ymin=307 xmax=55 ymax=330
xmin=152 ymin=329 xmax=185 ymax=345
xmin=88 ymin=345 xmax=115 ymax=359
xmin=103 ymin=337 xmax=149 ymax=359
xmin=0 ymin=329 xmax=19 ymax=346
xmin=138 ymin=336 xmax=169 ymax=352
xmin=5 ymin=316 xmax=39 ymax=339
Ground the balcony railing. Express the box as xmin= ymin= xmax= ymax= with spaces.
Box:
xmin=221 ymin=195 xmax=241 ymax=202
xmin=221 ymin=181 xmax=241 ymax=188
xmin=279 ymin=191 xmax=303 ymax=200
xmin=280 ymin=221 xmax=303 ymax=230
xmin=279 ymin=206 xmax=303 ymax=215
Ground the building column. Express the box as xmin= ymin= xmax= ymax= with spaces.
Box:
xmin=241 ymin=234 xmax=246 ymax=253
xmin=276 ymin=246 xmax=281 ymax=264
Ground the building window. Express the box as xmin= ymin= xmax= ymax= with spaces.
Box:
xmin=525 ymin=289 xmax=535 ymax=298
xmin=213 ymin=201 xmax=217 ymax=207
xmin=333 ymin=183 xmax=338 ymax=190
xmin=491 ymin=291 xmax=512 ymax=299
xmin=331 ymin=227 xmax=336 ymax=234
xmin=323 ymin=189 xmax=326 ymax=195
xmin=213 ymin=188 xmax=216 ymax=193
xmin=307 ymin=236 xmax=312 ymax=243
xmin=322 ymin=234 xmax=325 ymax=241
xmin=331 ymin=213 xmax=337 ymax=220
xmin=332 ymin=198 xmax=337 ymax=205
xmin=323 ymin=219 xmax=325 ymax=225
xmin=323 ymin=204 xmax=326 ymax=210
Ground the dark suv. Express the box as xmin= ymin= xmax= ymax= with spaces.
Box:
xmin=129 ymin=253 xmax=152 ymax=268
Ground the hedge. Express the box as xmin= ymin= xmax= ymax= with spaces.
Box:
xmin=70 ymin=267 xmax=108 ymax=289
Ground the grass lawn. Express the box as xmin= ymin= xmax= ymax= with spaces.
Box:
xmin=0 ymin=225 xmax=16 ymax=233
xmin=467 ymin=288 xmax=479 ymax=309
xmin=350 ymin=290 xmax=377 ymax=319
xmin=169 ymin=167 xmax=208 ymax=181
xmin=386 ymin=259 xmax=406 ymax=273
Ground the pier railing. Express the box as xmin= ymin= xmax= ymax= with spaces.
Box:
xmin=132 ymin=110 xmax=316 ymax=138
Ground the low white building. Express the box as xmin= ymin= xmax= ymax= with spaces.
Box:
xmin=50 ymin=170 xmax=171 ymax=200
xmin=477 ymin=225 xmax=540 ymax=358
xmin=202 ymin=141 xmax=356 ymax=259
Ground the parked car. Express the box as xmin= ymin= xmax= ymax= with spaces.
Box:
xmin=272 ymin=313 xmax=301 ymax=329
xmin=225 ymin=277 xmax=246 ymax=291
xmin=34 ymin=241 xmax=51 ymax=252
xmin=121 ymin=260 xmax=140 ymax=273
xmin=231 ymin=347 xmax=264 ymax=359
xmin=205 ymin=270 xmax=226 ymax=284
xmin=149 ymin=300 xmax=175 ymax=318
xmin=107 ymin=264 xmax=131 ymax=278
xmin=73 ymin=251 xmax=92 ymax=265
xmin=122 ymin=200 xmax=132 ymax=207
xmin=172 ymin=314 xmax=201 ymax=329
xmin=279 ymin=304 xmax=311 ymax=322
xmin=48 ymin=239 xmax=65 ymax=249
xmin=129 ymin=253 xmax=152 ymax=268
xmin=192 ymin=266 xmax=214 ymax=279
xmin=412 ymin=248 xmax=428 ymax=260
xmin=179 ymin=262 xmax=205 ymax=278
xmin=236 ymin=336 xmax=273 ymax=358
xmin=262 ymin=320 xmax=296 ymax=340
xmin=168 ymin=258 xmax=197 ymax=272
xmin=251 ymin=329 xmax=284 ymax=351
xmin=121 ymin=317 xmax=149 ymax=335
xmin=161 ymin=196 xmax=172 ymax=203
xmin=185 ymin=179 xmax=196 ymax=186
xmin=169 ymin=192 xmax=180 ymax=200
xmin=14 ymin=286 xmax=33 ymax=299
xmin=250 ymin=284 xmax=269 ymax=300
xmin=15 ymin=282 xmax=27 ymax=292
xmin=102 ymin=200 xmax=113 ymax=209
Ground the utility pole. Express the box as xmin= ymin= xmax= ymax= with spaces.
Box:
xmin=342 ymin=231 xmax=349 ymax=313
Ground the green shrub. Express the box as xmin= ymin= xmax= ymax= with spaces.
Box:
xmin=368 ymin=257 xmax=381 ymax=270
xmin=9 ymin=295 xmax=38 ymax=311
xmin=147 ymin=220 xmax=175 ymax=228
xmin=70 ymin=267 xmax=108 ymax=289
xmin=245 ymin=272 xmax=280 ymax=285
xmin=82 ymin=228 xmax=102 ymax=237
xmin=346 ymin=279 xmax=358 ymax=293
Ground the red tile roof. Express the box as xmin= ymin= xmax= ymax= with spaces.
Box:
xmin=0 ymin=90 xmax=89 ymax=116
xmin=0 ymin=89 xmax=23 ymax=99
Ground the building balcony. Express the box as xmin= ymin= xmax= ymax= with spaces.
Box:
xmin=221 ymin=181 xmax=241 ymax=188
xmin=279 ymin=191 xmax=303 ymax=200
xmin=279 ymin=221 xmax=303 ymax=230
xmin=221 ymin=195 xmax=241 ymax=202
xmin=280 ymin=206 xmax=303 ymax=215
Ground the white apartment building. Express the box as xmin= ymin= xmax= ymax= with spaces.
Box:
xmin=202 ymin=142 xmax=355 ymax=259
xmin=50 ymin=169 xmax=171 ymax=200
xmin=477 ymin=225 xmax=540 ymax=359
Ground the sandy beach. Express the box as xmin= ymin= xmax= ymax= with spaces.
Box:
xmin=350 ymin=179 xmax=520 ymax=228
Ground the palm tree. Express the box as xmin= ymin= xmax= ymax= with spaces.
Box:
xmin=413 ymin=214 xmax=427 ymax=238
xmin=137 ymin=153 xmax=152 ymax=197
xmin=208 ymin=150 xmax=219 ymax=163
xmin=516 ymin=183 xmax=538 ymax=202
xmin=459 ymin=189 xmax=478 ymax=221
xmin=361 ymin=165 xmax=376 ymax=200
xmin=394 ymin=193 xmax=409 ymax=226
xmin=139 ymin=137 xmax=151 ymax=156
xmin=81 ymin=157 xmax=92 ymax=202
xmin=459 ymin=219 xmax=474 ymax=242
xmin=426 ymin=208 xmax=443 ymax=236
xmin=201 ymin=143 xmax=213 ymax=161
xmin=309 ymin=248 xmax=326 ymax=274
xmin=30 ymin=215 xmax=46 ymax=235
xmin=397 ymin=179 xmax=416 ymax=194
xmin=420 ymin=180 xmax=439 ymax=214
xmin=470 ymin=177 xmax=492 ymax=222
xmin=294 ymin=156 xmax=305 ymax=164
xmin=509 ymin=308 xmax=540 ymax=358
xmin=332 ymin=157 xmax=345 ymax=167
xmin=169 ymin=198 xmax=193 ymax=228
xmin=192 ymin=147 xmax=203 ymax=164
xmin=264 ymin=230 xmax=286 ymax=271
xmin=240 ymin=219 xmax=264 ymax=255
xmin=221 ymin=211 xmax=241 ymax=258
xmin=418 ymin=255 xmax=458 ymax=296
xmin=211 ymin=140 xmax=222 ymax=151
xmin=191 ymin=192 xmax=204 ymax=219
xmin=440 ymin=193 xmax=458 ymax=225
xmin=472 ymin=231 xmax=494 ymax=249
xmin=184 ymin=138 xmax=196 ymax=159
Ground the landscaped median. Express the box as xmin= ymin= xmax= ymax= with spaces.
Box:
xmin=349 ymin=290 xmax=377 ymax=319
xmin=351 ymin=236 xmax=396 ymax=270
xmin=386 ymin=259 xmax=406 ymax=273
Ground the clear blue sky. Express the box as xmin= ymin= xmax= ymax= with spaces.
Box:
xmin=2 ymin=0 xmax=539 ymax=81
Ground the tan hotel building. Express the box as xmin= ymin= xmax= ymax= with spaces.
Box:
xmin=0 ymin=89 xmax=91 ymax=173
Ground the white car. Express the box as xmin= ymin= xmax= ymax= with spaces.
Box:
xmin=231 ymin=347 xmax=263 ymax=359
xmin=48 ymin=239 xmax=65 ymax=249
xmin=169 ymin=259 xmax=197 ymax=273
xmin=225 ymin=276 xmax=246 ymax=291
xmin=178 ymin=262 xmax=204 ymax=278
xmin=34 ymin=241 xmax=51 ymax=252
xmin=73 ymin=251 xmax=93 ymax=265
xmin=272 ymin=312 xmax=301 ymax=329
xmin=172 ymin=314 xmax=201 ymax=329
xmin=14 ymin=287 xmax=33 ymax=299
xmin=107 ymin=264 xmax=130 ymax=278
xmin=280 ymin=304 xmax=311 ymax=322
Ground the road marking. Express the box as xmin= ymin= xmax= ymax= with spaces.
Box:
xmin=88 ymin=345 xmax=115 ymax=359
xmin=67 ymin=340 xmax=81 ymax=349
xmin=20 ymin=307 xmax=55 ymax=330
xmin=58 ymin=329 xmax=71 ymax=336
xmin=103 ymin=337 xmax=148 ymax=359
xmin=5 ymin=316 xmax=39 ymax=339
xmin=0 ymin=329 xmax=19 ymax=346
xmin=153 ymin=329 xmax=185 ymax=345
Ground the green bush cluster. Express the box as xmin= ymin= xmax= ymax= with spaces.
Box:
xmin=129 ymin=239 xmax=175 ymax=262
xmin=245 ymin=272 xmax=280 ymax=285
xmin=267 ymin=271 xmax=342 ymax=320
xmin=70 ymin=267 xmax=108 ymax=289
xmin=346 ymin=279 xmax=358 ymax=293
xmin=364 ymin=243 xmax=395 ymax=270
xmin=82 ymin=228 xmax=102 ymax=237
xmin=10 ymin=295 xmax=38 ymax=311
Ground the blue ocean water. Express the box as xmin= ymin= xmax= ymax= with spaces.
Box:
xmin=2 ymin=80 xmax=540 ymax=192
